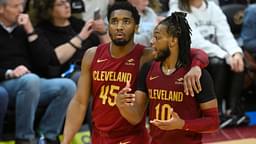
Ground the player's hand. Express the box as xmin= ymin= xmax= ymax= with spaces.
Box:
xmin=150 ymin=110 xmax=184 ymax=131
xmin=183 ymin=66 xmax=202 ymax=97
xmin=116 ymin=81 xmax=135 ymax=108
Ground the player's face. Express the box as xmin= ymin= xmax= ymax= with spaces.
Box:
xmin=108 ymin=9 xmax=138 ymax=46
xmin=151 ymin=24 xmax=171 ymax=62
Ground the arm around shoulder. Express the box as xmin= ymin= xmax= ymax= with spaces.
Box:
xmin=183 ymin=70 xmax=219 ymax=133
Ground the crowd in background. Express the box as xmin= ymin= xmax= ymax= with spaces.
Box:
xmin=1 ymin=0 xmax=256 ymax=143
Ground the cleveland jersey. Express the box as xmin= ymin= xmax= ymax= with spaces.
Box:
xmin=91 ymin=43 xmax=146 ymax=133
xmin=137 ymin=61 xmax=216 ymax=144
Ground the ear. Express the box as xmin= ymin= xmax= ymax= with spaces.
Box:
xmin=134 ymin=24 xmax=139 ymax=34
xmin=168 ymin=36 xmax=177 ymax=48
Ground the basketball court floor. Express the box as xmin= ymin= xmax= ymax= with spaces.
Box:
xmin=203 ymin=125 xmax=256 ymax=144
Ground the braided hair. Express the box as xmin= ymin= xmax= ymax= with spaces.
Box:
xmin=158 ymin=12 xmax=192 ymax=67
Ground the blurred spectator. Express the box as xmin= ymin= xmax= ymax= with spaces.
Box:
xmin=69 ymin=0 xmax=109 ymax=22
xmin=218 ymin=0 xmax=249 ymax=5
xmin=80 ymin=0 xmax=109 ymax=21
xmin=241 ymin=4 xmax=256 ymax=93
xmin=31 ymin=0 xmax=109 ymax=81
xmin=159 ymin=0 xmax=170 ymax=14
xmin=128 ymin=0 xmax=159 ymax=47
xmin=149 ymin=0 xmax=162 ymax=14
xmin=169 ymin=0 xmax=246 ymax=128
xmin=241 ymin=4 xmax=256 ymax=57
xmin=210 ymin=0 xmax=220 ymax=5
xmin=0 ymin=0 xmax=76 ymax=143
xmin=0 ymin=86 xmax=8 ymax=139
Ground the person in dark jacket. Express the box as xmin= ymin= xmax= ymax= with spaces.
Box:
xmin=32 ymin=0 xmax=109 ymax=80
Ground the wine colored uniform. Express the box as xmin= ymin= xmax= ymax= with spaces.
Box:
xmin=137 ymin=61 xmax=216 ymax=144
xmin=90 ymin=43 xmax=150 ymax=144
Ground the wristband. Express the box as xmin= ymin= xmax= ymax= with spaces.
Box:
xmin=76 ymin=35 xmax=84 ymax=42
xmin=27 ymin=31 xmax=36 ymax=37
xmin=68 ymin=41 xmax=80 ymax=50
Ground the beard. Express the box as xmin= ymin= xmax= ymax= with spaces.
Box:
xmin=112 ymin=39 xmax=130 ymax=46
xmin=154 ymin=47 xmax=171 ymax=62
xmin=110 ymin=32 xmax=133 ymax=46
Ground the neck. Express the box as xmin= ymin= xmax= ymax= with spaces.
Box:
xmin=190 ymin=0 xmax=203 ymax=8
xmin=53 ymin=18 xmax=70 ymax=27
xmin=0 ymin=17 xmax=15 ymax=27
xmin=162 ymin=49 xmax=179 ymax=75
xmin=110 ymin=41 xmax=135 ymax=58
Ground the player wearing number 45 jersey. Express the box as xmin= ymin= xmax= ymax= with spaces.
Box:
xmin=117 ymin=12 xmax=219 ymax=144
xmin=62 ymin=1 xmax=209 ymax=144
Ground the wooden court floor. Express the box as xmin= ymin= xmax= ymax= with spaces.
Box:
xmin=1 ymin=126 xmax=256 ymax=144
xmin=203 ymin=126 xmax=256 ymax=144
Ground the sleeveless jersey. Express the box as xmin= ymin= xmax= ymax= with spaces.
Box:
xmin=91 ymin=43 xmax=146 ymax=133
xmin=147 ymin=61 xmax=202 ymax=144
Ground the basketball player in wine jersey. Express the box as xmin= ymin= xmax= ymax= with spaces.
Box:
xmin=62 ymin=2 xmax=209 ymax=144
xmin=117 ymin=12 xmax=219 ymax=144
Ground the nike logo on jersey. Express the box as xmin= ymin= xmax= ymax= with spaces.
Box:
xmin=175 ymin=77 xmax=184 ymax=85
xmin=125 ymin=58 xmax=135 ymax=66
xmin=127 ymin=58 xmax=134 ymax=63
xmin=149 ymin=76 xmax=159 ymax=80
xmin=177 ymin=77 xmax=183 ymax=82
xmin=97 ymin=59 xmax=108 ymax=63
xmin=119 ymin=141 xmax=130 ymax=144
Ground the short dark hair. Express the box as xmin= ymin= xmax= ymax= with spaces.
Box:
xmin=107 ymin=1 xmax=140 ymax=25
xmin=158 ymin=12 xmax=192 ymax=67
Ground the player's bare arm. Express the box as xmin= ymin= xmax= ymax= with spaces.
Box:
xmin=62 ymin=47 xmax=97 ymax=144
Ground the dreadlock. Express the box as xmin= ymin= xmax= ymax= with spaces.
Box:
xmin=158 ymin=12 xmax=192 ymax=67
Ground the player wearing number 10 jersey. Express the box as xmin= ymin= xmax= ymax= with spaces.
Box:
xmin=117 ymin=12 xmax=219 ymax=144
xmin=62 ymin=2 xmax=209 ymax=144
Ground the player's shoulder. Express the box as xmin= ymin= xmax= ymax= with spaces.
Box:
xmin=86 ymin=46 xmax=97 ymax=55
xmin=82 ymin=46 xmax=98 ymax=64
xmin=86 ymin=43 xmax=109 ymax=56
